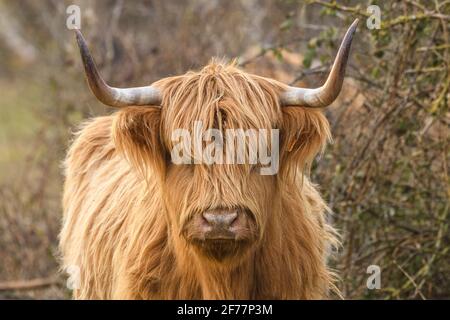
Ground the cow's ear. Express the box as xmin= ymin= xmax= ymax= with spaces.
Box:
xmin=112 ymin=107 xmax=166 ymax=180
xmin=280 ymin=108 xmax=331 ymax=177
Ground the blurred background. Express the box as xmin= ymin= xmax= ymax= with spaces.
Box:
xmin=0 ymin=0 xmax=448 ymax=299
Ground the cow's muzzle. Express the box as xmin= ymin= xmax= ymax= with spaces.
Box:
xmin=183 ymin=207 xmax=257 ymax=261
xmin=203 ymin=209 xmax=241 ymax=240
xmin=183 ymin=207 xmax=256 ymax=242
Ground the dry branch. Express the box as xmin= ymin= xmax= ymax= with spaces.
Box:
xmin=0 ymin=277 xmax=59 ymax=291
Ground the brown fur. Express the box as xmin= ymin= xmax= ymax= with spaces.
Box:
xmin=59 ymin=60 xmax=339 ymax=299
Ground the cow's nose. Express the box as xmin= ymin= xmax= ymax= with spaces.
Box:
xmin=203 ymin=211 xmax=238 ymax=229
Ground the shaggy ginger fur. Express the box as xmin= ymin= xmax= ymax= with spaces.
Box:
xmin=59 ymin=60 xmax=339 ymax=299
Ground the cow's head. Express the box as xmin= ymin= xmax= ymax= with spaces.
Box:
xmin=74 ymin=20 xmax=357 ymax=264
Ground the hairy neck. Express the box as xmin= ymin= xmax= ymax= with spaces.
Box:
xmin=165 ymin=231 xmax=257 ymax=299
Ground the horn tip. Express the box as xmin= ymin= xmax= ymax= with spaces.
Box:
xmin=349 ymin=18 xmax=359 ymax=33
xmin=341 ymin=18 xmax=359 ymax=47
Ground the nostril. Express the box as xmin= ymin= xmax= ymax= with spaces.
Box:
xmin=203 ymin=211 xmax=238 ymax=227
xmin=222 ymin=212 xmax=238 ymax=225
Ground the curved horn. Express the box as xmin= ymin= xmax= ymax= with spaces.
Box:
xmin=75 ymin=30 xmax=162 ymax=107
xmin=281 ymin=19 xmax=359 ymax=108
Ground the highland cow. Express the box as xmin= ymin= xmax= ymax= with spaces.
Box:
xmin=59 ymin=20 xmax=358 ymax=299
